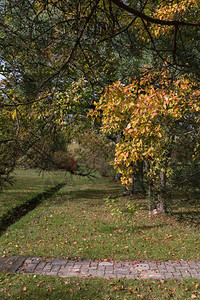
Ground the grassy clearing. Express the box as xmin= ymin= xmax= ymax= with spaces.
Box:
xmin=0 ymin=273 xmax=200 ymax=300
xmin=0 ymin=173 xmax=199 ymax=261
xmin=0 ymin=169 xmax=67 ymax=220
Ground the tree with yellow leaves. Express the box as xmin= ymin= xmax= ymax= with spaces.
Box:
xmin=92 ymin=70 xmax=200 ymax=212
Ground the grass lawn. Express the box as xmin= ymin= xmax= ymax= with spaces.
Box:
xmin=0 ymin=273 xmax=200 ymax=299
xmin=0 ymin=169 xmax=200 ymax=299
xmin=0 ymin=169 xmax=67 ymax=220
xmin=0 ymin=171 xmax=199 ymax=261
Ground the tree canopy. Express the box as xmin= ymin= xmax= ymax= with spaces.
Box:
xmin=91 ymin=70 xmax=200 ymax=209
xmin=0 ymin=0 xmax=200 ymax=189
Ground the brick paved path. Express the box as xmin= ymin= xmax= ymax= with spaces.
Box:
xmin=1 ymin=256 xmax=200 ymax=280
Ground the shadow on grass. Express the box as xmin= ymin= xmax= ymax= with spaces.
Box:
xmin=123 ymin=223 xmax=168 ymax=234
xmin=66 ymin=188 xmax=123 ymax=202
xmin=0 ymin=182 xmax=67 ymax=236
xmin=166 ymin=195 xmax=200 ymax=228
xmin=99 ymin=221 xmax=167 ymax=234
xmin=171 ymin=211 xmax=200 ymax=228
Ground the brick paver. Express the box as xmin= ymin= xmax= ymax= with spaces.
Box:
xmin=1 ymin=256 xmax=200 ymax=280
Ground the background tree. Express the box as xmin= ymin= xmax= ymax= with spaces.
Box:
xmin=74 ymin=129 xmax=115 ymax=177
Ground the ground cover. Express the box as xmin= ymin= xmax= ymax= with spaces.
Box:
xmin=0 ymin=272 xmax=200 ymax=299
xmin=0 ymin=172 xmax=199 ymax=261
xmin=0 ymin=169 xmax=67 ymax=221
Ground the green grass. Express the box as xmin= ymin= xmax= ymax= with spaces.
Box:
xmin=0 ymin=169 xmax=67 ymax=220
xmin=0 ymin=172 xmax=199 ymax=261
xmin=0 ymin=273 xmax=199 ymax=299
xmin=0 ymin=170 xmax=199 ymax=298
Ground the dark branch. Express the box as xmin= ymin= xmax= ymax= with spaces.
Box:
xmin=98 ymin=0 xmax=149 ymax=43
xmin=39 ymin=0 xmax=101 ymax=89
xmin=110 ymin=0 xmax=200 ymax=27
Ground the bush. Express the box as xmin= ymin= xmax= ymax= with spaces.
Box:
xmin=53 ymin=151 xmax=77 ymax=171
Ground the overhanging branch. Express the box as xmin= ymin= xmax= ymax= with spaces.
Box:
xmin=40 ymin=0 xmax=101 ymax=89
xmin=110 ymin=0 xmax=200 ymax=27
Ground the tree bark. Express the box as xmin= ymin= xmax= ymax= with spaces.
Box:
xmin=132 ymin=160 xmax=144 ymax=193
xmin=157 ymin=170 xmax=166 ymax=213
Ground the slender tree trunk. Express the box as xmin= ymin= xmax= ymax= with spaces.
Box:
xmin=157 ymin=170 xmax=166 ymax=213
xmin=113 ymin=172 xmax=121 ymax=181
xmin=144 ymin=158 xmax=157 ymax=214
xmin=132 ymin=160 xmax=144 ymax=193
xmin=123 ymin=160 xmax=144 ymax=195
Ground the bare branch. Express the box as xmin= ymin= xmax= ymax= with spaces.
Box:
xmin=0 ymin=95 xmax=50 ymax=107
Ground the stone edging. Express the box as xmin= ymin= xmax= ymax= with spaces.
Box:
xmin=1 ymin=256 xmax=200 ymax=280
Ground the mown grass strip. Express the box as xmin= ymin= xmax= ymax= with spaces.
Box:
xmin=0 ymin=182 xmax=67 ymax=236
xmin=0 ymin=169 xmax=67 ymax=219
xmin=0 ymin=273 xmax=199 ymax=299
xmin=0 ymin=174 xmax=199 ymax=261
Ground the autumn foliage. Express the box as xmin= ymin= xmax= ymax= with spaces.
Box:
xmin=91 ymin=70 xmax=200 ymax=210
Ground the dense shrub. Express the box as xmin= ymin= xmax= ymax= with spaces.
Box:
xmin=53 ymin=151 xmax=77 ymax=171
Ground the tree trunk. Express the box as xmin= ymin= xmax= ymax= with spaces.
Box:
xmin=123 ymin=160 xmax=144 ymax=195
xmin=132 ymin=160 xmax=144 ymax=193
xmin=157 ymin=170 xmax=166 ymax=213
xmin=113 ymin=172 xmax=121 ymax=181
